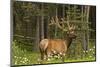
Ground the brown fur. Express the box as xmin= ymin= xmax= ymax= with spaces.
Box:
xmin=39 ymin=26 xmax=76 ymax=62
xmin=39 ymin=35 xmax=76 ymax=62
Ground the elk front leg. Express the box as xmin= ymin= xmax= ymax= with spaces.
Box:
xmin=59 ymin=52 xmax=66 ymax=63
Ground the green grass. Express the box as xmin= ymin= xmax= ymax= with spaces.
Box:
xmin=12 ymin=40 xmax=96 ymax=66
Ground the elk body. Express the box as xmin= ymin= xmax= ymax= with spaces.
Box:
xmin=39 ymin=16 xmax=76 ymax=62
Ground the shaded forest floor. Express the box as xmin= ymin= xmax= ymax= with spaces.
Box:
xmin=11 ymin=40 xmax=96 ymax=66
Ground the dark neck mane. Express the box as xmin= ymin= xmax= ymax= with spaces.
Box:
xmin=66 ymin=37 xmax=73 ymax=48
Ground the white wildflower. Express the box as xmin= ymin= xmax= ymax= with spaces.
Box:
xmin=19 ymin=57 xmax=21 ymax=59
xmin=86 ymin=50 xmax=88 ymax=53
xmin=60 ymin=52 xmax=62 ymax=55
xmin=54 ymin=55 xmax=58 ymax=58
xmin=47 ymin=58 xmax=50 ymax=61
xmin=93 ymin=46 xmax=95 ymax=49
xmin=24 ymin=57 xmax=27 ymax=60
xmin=22 ymin=61 xmax=25 ymax=63
xmin=83 ymin=51 xmax=85 ymax=53
xmin=89 ymin=55 xmax=92 ymax=58
xmin=15 ymin=61 xmax=17 ymax=65
xmin=14 ymin=56 xmax=17 ymax=58
xmin=92 ymin=49 xmax=94 ymax=51
xmin=93 ymin=52 xmax=95 ymax=54
xmin=89 ymin=49 xmax=92 ymax=51
xmin=37 ymin=58 xmax=41 ymax=62
xmin=20 ymin=61 xmax=23 ymax=63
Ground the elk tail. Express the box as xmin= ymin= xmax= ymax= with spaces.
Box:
xmin=39 ymin=39 xmax=49 ymax=51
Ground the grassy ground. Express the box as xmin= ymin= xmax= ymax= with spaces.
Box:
xmin=11 ymin=40 xmax=96 ymax=66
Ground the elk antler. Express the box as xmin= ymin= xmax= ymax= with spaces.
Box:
xmin=49 ymin=17 xmax=56 ymax=25
xmin=49 ymin=16 xmax=75 ymax=32
xmin=55 ymin=16 xmax=67 ymax=31
xmin=49 ymin=16 xmax=65 ymax=31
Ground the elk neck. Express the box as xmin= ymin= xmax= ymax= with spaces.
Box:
xmin=65 ymin=36 xmax=73 ymax=48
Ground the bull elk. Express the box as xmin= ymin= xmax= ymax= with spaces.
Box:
xmin=39 ymin=16 xmax=76 ymax=62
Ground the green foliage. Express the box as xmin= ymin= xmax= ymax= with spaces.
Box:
xmin=12 ymin=40 xmax=95 ymax=66
xmin=12 ymin=40 xmax=40 ymax=65
xmin=82 ymin=42 xmax=96 ymax=60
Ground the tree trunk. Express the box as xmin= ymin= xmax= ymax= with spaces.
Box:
xmin=86 ymin=6 xmax=90 ymax=50
xmin=55 ymin=6 xmax=58 ymax=38
xmin=62 ymin=5 xmax=65 ymax=18
xmin=41 ymin=3 xmax=44 ymax=40
xmin=35 ymin=16 xmax=40 ymax=51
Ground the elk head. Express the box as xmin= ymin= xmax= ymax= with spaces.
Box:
xmin=66 ymin=24 xmax=76 ymax=39
xmin=49 ymin=16 xmax=77 ymax=39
